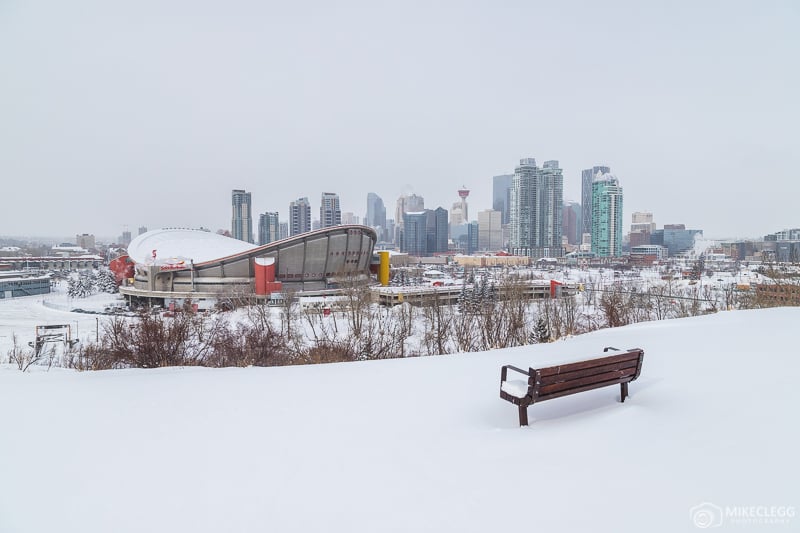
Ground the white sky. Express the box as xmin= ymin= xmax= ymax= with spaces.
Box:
xmin=1 ymin=0 xmax=798 ymax=240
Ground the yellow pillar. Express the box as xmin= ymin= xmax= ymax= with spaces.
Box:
xmin=378 ymin=251 xmax=390 ymax=286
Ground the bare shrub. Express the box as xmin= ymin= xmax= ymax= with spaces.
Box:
xmin=7 ymin=333 xmax=43 ymax=372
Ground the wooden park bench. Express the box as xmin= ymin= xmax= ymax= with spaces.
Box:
xmin=499 ymin=347 xmax=645 ymax=426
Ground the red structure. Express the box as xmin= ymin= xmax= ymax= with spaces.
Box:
xmin=109 ymin=255 xmax=135 ymax=286
xmin=254 ymin=257 xmax=282 ymax=296
xmin=550 ymin=279 xmax=563 ymax=298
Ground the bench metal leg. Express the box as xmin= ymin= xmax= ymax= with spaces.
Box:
xmin=518 ymin=404 xmax=529 ymax=426
xmin=620 ymin=382 xmax=628 ymax=402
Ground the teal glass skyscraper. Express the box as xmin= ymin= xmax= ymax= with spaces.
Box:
xmin=591 ymin=173 xmax=623 ymax=257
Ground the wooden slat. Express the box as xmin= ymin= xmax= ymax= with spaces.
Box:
xmin=536 ymin=368 xmax=637 ymax=397
xmin=537 ymin=350 xmax=642 ymax=377
xmin=538 ymin=359 xmax=640 ymax=386
xmin=536 ymin=375 xmax=635 ymax=401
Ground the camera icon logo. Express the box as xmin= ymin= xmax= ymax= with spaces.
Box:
xmin=690 ymin=502 xmax=724 ymax=529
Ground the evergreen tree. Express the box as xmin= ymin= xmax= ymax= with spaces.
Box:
xmin=533 ymin=316 xmax=551 ymax=343
xmin=94 ymin=268 xmax=118 ymax=294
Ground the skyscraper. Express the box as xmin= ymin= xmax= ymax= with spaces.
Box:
xmin=258 ymin=212 xmax=280 ymax=246
xmin=231 ymin=189 xmax=253 ymax=243
xmin=466 ymin=221 xmax=479 ymax=255
xmin=320 ymin=192 xmax=342 ymax=228
xmin=591 ymin=172 xmax=624 ymax=257
xmin=492 ymin=174 xmax=513 ymax=225
xmin=395 ymin=193 xmax=424 ymax=244
xmin=509 ymin=158 xmax=564 ymax=258
xmin=402 ymin=211 xmax=428 ymax=256
xmin=366 ymin=192 xmax=386 ymax=230
xmin=289 ymin=197 xmax=311 ymax=236
xmin=581 ymin=166 xmax=610 ymax=241
xmin=431 ymin=207 xmax=449 ymax=254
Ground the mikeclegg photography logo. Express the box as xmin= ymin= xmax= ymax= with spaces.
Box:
xmin=690 ymin=502 xmax=796 ymax=529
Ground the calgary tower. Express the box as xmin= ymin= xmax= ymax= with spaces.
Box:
xmin=457 ymin=186 xmax=470 ymax=222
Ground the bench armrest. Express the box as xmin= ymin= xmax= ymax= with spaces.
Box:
xmin=501 ymin=364 xmax=530 ymax=382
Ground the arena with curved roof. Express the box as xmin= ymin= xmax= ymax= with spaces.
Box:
xmin=120 ymin=225 xmax=377 ymax=307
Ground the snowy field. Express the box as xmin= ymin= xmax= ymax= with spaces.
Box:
xmin=0 ymin=287 xmax=124 ymax=358
xmin=1 ymin=305 xmax=797 ymax=532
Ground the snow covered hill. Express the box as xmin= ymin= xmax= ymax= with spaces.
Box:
xmin=1 ymin=308 xmax=797 ymax=532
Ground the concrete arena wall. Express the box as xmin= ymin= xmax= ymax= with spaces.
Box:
xmin=126 ymin=225 xmax=377 ymax=296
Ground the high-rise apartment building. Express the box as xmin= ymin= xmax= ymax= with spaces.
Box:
xmin=232 ymin=189 xmax=253 ymax=243
xmin=320 ymin=192 xmax=341 ymax=229
xmin=289 ymin=197 xmax=311 ymax=236
xmin=138 ymin=226 xmax=148 ymax=236
xmin=258 ymin=212 xmax=280 ymax=246
xmin=591 ymin=173 xmax=624 ymax=257
xmin=509 ymin=158 xmax=564 ymax=258
xmin=492 ymin=174 xmax=513 ymax=225
xmin=581 ymin=166 xmax=610 ymax=240
xmin=478 ymin=209 xmax=503 ymax=251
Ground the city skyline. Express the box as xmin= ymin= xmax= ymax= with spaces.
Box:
xmin=1 ymin=1 xmax=798 ymax=239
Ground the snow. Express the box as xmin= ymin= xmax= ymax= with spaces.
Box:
xmin=500 ymin=378 xmax=529 ymax=398
xmin=127 ymin=228 xmax=258 ymax=266
xmin=0 ymin=300 xmax=798 ymax=532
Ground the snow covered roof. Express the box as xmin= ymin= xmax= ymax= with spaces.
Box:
xmin=127 ymin=228 xmax=259 ymax=265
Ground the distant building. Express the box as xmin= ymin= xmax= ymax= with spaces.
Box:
xmin=509 ymin=158 xmax=563 ymax=258
xmin=402 ymin=211 xmax=428 ymax=256
xmin=630 ymin=212 xmax=655 ymax=248
xmin=75 ymin=233 xmax=95 ymax=250
xmin=493 ymin=174 xmax=513 ymax=225
xmin=365 ymin=192 xmax=387 ymax=240
xmin=431 ymin=208 xmax=449 ymax=254
xmin=258 ymin=212 xmax=280 ymax=246
xmin=138 ymin=226 xmax=148 ymax=236
xmin=466 ymin=221 xmax=480 ymax=255
xmin=581 ymin=165 xmax=610 ymax=239
xmin=342 ymin=212 xmax=359 ymax=225
xmin=120 ymin=231 xmax=132 ymax=246
xmin=562 ymin=202 xmax=581 ymax=245
xmin=630 ymin=244 xmax=668 ymax=265
xmin=775 ymin=241 xmax=800 ymax=263
xmin=231 ymin=189 xmax=253 ymax=243
xmin=478 ymin=209 xmax=503 ymax=251
xmin=279 ymin=222 xmax=289 ymax=240
xmin=320 ymin=192 xmax=342 ymax=228
xmin=591 ymin=172 xmax=623 ymax=257
xmin=662 ymin=226 xmax=703 ymax=257
xmin=395 ymin=193 xmax=424 ymax=243
xmin=289 ymin=197 xmax=312 ymax=236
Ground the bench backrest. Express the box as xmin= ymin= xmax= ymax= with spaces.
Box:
xmin=529 ymin=348 xmax=644 ymax=402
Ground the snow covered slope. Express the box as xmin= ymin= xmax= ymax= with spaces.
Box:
xmin=1 ymin=308 xmax=797 ymax=532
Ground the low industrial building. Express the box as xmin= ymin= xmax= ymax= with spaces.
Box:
xmin=0 ymin=274 xmax=51 ymax=299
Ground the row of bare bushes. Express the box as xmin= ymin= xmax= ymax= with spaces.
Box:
xmin=8 ymin=277 xmax=799 ymax=371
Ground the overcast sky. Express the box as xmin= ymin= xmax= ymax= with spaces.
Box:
xmin=1 ymin=0 xmax=798 ymax=241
